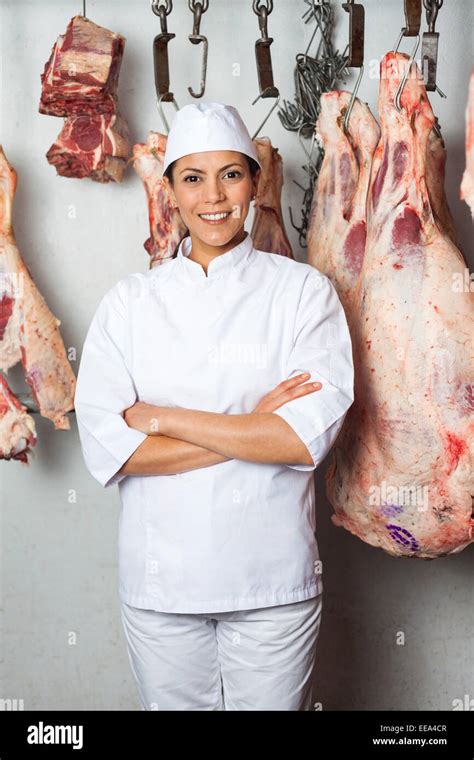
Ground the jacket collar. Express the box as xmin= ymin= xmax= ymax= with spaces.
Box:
xmin=176 ymin=232 xmax=254 ymax=281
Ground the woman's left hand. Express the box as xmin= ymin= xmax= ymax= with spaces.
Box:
xmin=123 ymin=402 xmax=164 ymax=435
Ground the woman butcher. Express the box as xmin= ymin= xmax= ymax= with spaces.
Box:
xmin=74 ymin=101 xmax=354 ymax=711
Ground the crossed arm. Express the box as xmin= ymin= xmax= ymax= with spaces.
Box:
xmin=118 ymin=374 xmax=322 ymax=477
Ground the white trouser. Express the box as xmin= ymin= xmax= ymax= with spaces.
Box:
xmin=120 ymin=593 xmax=323 ymax=711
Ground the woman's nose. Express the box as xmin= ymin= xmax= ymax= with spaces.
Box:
xmin=203 ymin=180 xmax=225 ymax=202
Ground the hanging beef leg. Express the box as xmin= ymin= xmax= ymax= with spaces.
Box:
xmin=251 ymin=137 xmax=293 ymax=258
xmin=326 ymin=52 xmax=474 ymax=558
xmin=133 ymin=132 xmax=187 ymax=268
xmin=0 ymin=146 xmax=76 ymax=429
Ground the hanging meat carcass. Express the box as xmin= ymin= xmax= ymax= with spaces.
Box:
xmin=251 ymin=137 xmax=293 ymax=258
xmin=325 ymin=52 xmax=474 ymax=558
xmin=0 ymin=374 xmax=36 ymax=461
xmin=39 ymin=15 xmax=130 ymax=183
xmin=0 ymin=146 xmax=76 ymax=431
xmin=307 ymin=92 xmax=380 ymax=315
xmin=133 ymin=132 xmax=187 ymax=268
xmin=460 ymin=68 xmax=474 ymax=216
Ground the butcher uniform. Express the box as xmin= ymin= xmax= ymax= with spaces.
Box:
xmin=74 ymin=101 xmax=354 ymax=710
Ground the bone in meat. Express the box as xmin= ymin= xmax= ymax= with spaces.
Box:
xmin=325 ymin=52 xmax=474 ymax=558
xmin=251 ymin=137 xmax=293 ymax=258
xmin=0 ymin=145 xmax=76 ymax=429
xmin=39 ymin=15 xmax=130 ymax=183
xmin=133 ymin=132 xmax=187 ymax=268
xmin=0 ymin=373 xmax=36 ymax=462
xmin=46 ymin=110 xmax=130 ymax=183
xmin=39 ymin=15 xmax=124 ymax=117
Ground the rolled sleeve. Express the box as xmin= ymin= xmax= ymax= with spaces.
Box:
xmin=273 ymin=270 xmax=354 ymax=471
xmin=74 ymin=286 xmax=147 ymax=488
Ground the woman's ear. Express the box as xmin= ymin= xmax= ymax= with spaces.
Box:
xmin=252 ymin=169 xmax=261 ymax=200
xmin=163 ymin=176 xmax=177 ymax=207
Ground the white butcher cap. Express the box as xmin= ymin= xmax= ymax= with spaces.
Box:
xmin=162 ymin=101 xmax=262 ymax=178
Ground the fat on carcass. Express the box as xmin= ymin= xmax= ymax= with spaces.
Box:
xmin=251 ymin=137 xmax=293 ymax=258
xmin=39 ymin=15 xmax=130 ymax=183
xmin=0 ymin=374 xmax=36 ymax=461
xmin=325 ymin=52 xmax=474 ymax=558
xmin=460 ymin=68 xmax=474 ymax=216
xmin=0 ymin=145 xmax=76 ymax=430
xmin=307 ymin=92 xmax=380 ymax=315
xmin=133 ymin=132 xmax=187 ymax=267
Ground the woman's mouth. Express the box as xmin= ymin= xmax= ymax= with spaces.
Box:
xmin=198 ymin=211 xmax=232 ymax=225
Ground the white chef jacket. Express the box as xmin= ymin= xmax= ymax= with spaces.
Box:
xmin=74 ymin=232 xmax=354 ymax=613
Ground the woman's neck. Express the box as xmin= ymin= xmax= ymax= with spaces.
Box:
xmin=187 ymin=227 xmax=247 ymax=275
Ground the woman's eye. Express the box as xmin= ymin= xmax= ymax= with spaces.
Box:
xmin=183 ymin=171 xmax=241 ymax=183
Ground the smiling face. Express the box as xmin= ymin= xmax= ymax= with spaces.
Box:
xmin=162 ymin=150 xmax=260 ymax=256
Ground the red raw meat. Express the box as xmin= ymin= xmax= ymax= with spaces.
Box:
xmin=39 ymin=15 xmax=124 ymax=117
xmin=307 ymin=92 xmax=380 ymax=315
xmin=133 ymin=132 xmax=188 ymax=267
xmin=325 ymin=52 xmax=474 ymax=558
xmin=46 ymin=110 xmax=130 ymax=183
xmin=251 ymin=137 xmax=293 ymax=258
xmin=0 ymin=145 xmax=76 ymax=430
xmin=39 ymin=15 xmax=130 ymax=183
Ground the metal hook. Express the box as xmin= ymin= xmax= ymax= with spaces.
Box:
xmin=157 ymin=91 xmax=179 ymax=134
xmin=152 ymin=1 xmax=177 ymax=107
xmin=342 ymin=1 xmax=365 ymax=68
xmin=297 ymin=123 xmax=318 ymax=163
xmin=82 ymin=0 xmax=86 ymax=17
xmin=343 ymin=64 xmax=364 ymax=133
xmin=251 ymin=89 xmax=281 ymax=140
xmin=253 ymin=0 xmax=279 ymax=103
xmin=187 ymin=0 xmax=209 ymax=98
xmin=421 ymin=0 xmax=446 ymax=97
xmin=188 ymin=36 xmax=208 ymax=98
xmin=394 ymin=34 xmax=420 ymax=111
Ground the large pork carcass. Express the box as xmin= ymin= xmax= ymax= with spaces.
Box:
xmin=0 ymin=374 xmax=36 ymax=461
xmin=460 ymin=68 xmax=474 ymax=216
xmin=325 ymin=52 xmax=474 ymax=558
xmin=251 ymin=137 xmax=293 ymax=258
xmin=0 ymin=145 xmax=76 ymax=431
xmin=39 ymin=15 xmax=130 ymax=183
xmin=307 ymin=92 xmax=380 ymax=315
xmin=133 ymin=132 xmax=187 ymax=268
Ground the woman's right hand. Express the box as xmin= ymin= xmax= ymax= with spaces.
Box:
xmin=252 ymin=373 xmax=322 ymax=414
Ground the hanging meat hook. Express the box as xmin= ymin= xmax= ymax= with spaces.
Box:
xmin=341 ymin=0 xmax=365 ymax=134
xmin=251 ymin=0 xmax=279 ymax=139
xmin=392 ymin=0 xmax=421 ymax=112
xmin=421 ymin=0 xmax=446 ymax=98
xmin=151 ymin=0 xmax=179 ymax=132
xmin=251 ymin=89 xmax=281 ymax=140
xmin=187 ymin=0 xmax=209 ymax=98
